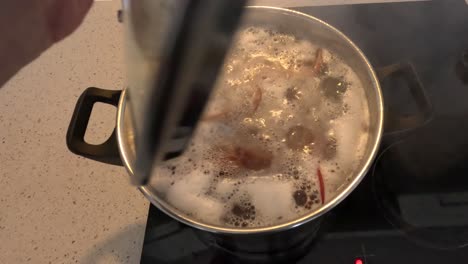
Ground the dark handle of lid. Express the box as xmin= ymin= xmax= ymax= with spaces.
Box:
xmin=376 ymin=62 xmax=433 ymax=137
xmin=66 ymin=87 xmax=123 ymax=166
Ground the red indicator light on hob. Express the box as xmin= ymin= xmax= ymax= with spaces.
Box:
xmin=355 ymin=258 xmax=364 ymax=264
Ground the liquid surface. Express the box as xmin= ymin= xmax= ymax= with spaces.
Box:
xmin=150 ymin=27 xmax=370 ymax=228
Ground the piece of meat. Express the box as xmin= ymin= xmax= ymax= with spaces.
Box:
xmin=317 ymin=166 xmax=325 ymax=204
xmin=313 ymin=48 xmax=325 ymax=76
xmin=222 ymin=145 xmax=273 ymax=171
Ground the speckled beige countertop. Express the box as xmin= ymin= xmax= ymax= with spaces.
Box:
xmin=0 ymin=1 xmax=149 ymax=263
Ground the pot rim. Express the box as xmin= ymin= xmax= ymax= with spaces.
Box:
xmin=117 ymin=6 xmax=384 ymax=235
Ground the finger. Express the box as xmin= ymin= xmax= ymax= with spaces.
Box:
xmin=46 ymin=0 xmax=93 ymax=43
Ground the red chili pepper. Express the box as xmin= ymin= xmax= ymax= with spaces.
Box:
xmin=252 ymin=85 xmax=263 ymax=113
xmin=313 ymin=48 xmax=324 ymax=75
xmin=317 ymin=166 xmax=325 ymax=204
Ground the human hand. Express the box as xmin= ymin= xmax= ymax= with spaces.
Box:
xmin=0 ymin=0 xmax=93 ymax=87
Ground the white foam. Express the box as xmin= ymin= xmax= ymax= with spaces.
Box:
xmin=214 ymin=178 xmax=238 ymax=198
xmin=150 ymin=26 xmax=370 ymax=228
xmin=164 ymin=169 xmax=224 ymax=223
xmin=244 ymin=179 xmax=296 ymax=223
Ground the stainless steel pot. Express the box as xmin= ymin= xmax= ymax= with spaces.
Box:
xmin=66 ymin=6 xmax=432 ymax=259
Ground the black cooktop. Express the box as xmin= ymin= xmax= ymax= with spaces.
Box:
xmin=141 ymin=1 xmax=468 ymax=263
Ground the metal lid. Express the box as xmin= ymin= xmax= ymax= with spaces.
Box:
xmin=123 ymin=0 xmax=246 ymax=185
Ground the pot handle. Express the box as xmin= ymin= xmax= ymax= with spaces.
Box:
xmin=376 ymin=62 xmax=433 ymax=136
xmin=66 ymin=87 xmax=123 ymax=166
